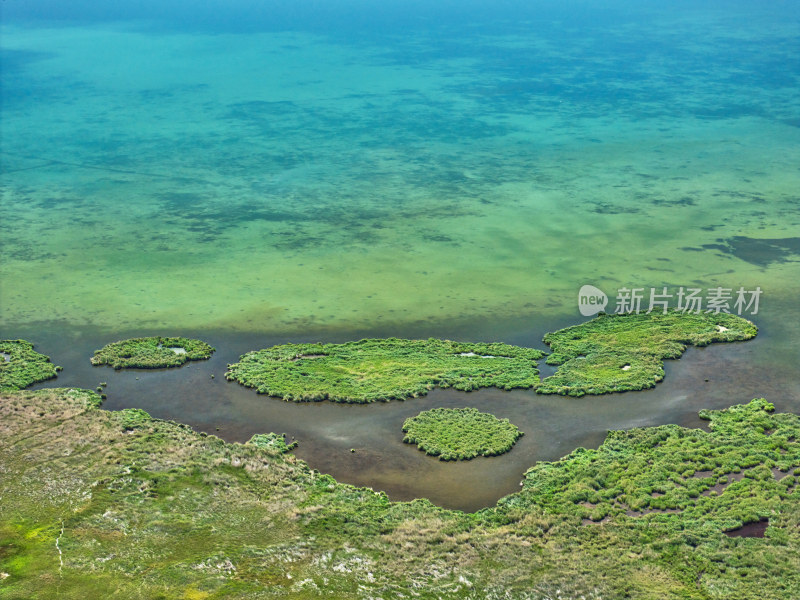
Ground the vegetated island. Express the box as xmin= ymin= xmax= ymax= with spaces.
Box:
xmin=537 ymin=310 xmax=758 ymax=396
xmin=90 ymin=336 xmax=215 ymax=369
xmin=402 ymin=407 xmax=523 ymax=460
xmin=0 ymin=339 xmax=60 ymax=391
xmin=1 ymin=388 xmax=798 ymax=598
xmin=225 ymin=337 xmax=546 ymax=402
xmin=226 ymin=311 xmax=757 ymax=402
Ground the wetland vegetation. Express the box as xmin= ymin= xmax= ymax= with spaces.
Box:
xmin=225 ymin=312 xmax=757 ymax=403
xmin=90 ymin=336 xmax=215 ymax=369
xmin=224 ymin=338 xmax=546 ymax=402
xmin=538 ymin=311 xmax=758 ymax=396
xmin=1 ymin=388 xmax=798 ymax=599
xmin=402 ymin=407 xmax=523 ymax=460
xmin=0 ymin=339 xmax=59 ymax=391
xmin=0 ymin=330 xmax=797 ymax=598
xmin=247 ymin=432 xmax=299 ymax=453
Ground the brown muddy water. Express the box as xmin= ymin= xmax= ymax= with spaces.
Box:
xmin=17 ymin=308 xmax=800 ymax=513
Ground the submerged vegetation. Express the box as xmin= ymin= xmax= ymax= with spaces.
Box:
xmin=1 ymin=389 xmax=798 ymax=598
xmin=225 ymin=337 xmax=545 ymax=402
xmin=538 ymin=310 xmax=758 ymax=396
xmin=0 ymin=339 xmax=59 ymax=391
xmin=402 ymin=407 xmax=523 ymax=460
xmin=90 ymin=336 xmax=215 ymax=369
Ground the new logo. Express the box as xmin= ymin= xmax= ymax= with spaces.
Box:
xmin=578 ymin=285 xmax=608 ymax=316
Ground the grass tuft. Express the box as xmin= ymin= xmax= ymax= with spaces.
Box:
xmin=247 ymin=432 xmax=298 ymax=453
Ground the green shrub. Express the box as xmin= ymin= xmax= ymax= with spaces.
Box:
xmin=115 ymin=408 xmax=152 ymax=431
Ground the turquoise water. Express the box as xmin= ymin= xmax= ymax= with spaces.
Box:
xmin=3 ymin=1 xmax=800 ymax=506
xmin=3 ymin=0 xmax=799 ymax=334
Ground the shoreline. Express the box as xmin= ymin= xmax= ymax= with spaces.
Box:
xmin=10 ymin=318 xmax=794 ymax=512
xmin=2 ymin=387 xmax=797 ymax=598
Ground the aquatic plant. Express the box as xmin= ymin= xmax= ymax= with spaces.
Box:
xmin=0 ymin=339 xmax=59 ymax=391
xmin=537 ymin=310 xmax=758 ymax=396
xmin=402 ymin=407 xmax=522 ymax=460
xmin=225 ymin=337 xmax=545 ymax=403
xmin=1 ymin=389 xmax=798 ymax=598
xmin=90 ymin=336 xmax=215 ymax=369
xmin=247 ymin=432 xmax=298 ymax=453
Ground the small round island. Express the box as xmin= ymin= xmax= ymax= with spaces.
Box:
xmin=91 ymin=336 xmax=215 ymax=369
xmin=402 ymin=407 xmax=523 ymax=461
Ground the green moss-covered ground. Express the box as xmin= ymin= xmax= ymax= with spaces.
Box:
xmin=0 ymin=339 xmax=59 ymax=391
xmin=1 ymin=389 xmax=798 ymax=599
xmin=538 ymin=310 xmax=758 ymax=396
xmin=90 ymin=336 xmax=215 ymax=369
xmin=225 ymin=338 xmax=546 ymax=402
xmin=402 ymin=407 xmax=523 ymax=460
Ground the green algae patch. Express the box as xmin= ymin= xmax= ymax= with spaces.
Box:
xmin=0 ymin=339 xmax=59 ymax=391
xmin=537 ymin=310 xmax=758 ymax=396
xmin=402 ymin=407 xmax=522 ymax=460
xmin=247 ymin=432 xmax=298 ymax=454
xmin=225 ymin=337 xmax=545 ymax=403
xmin=90 ymin=336 xmax=215 ymax=369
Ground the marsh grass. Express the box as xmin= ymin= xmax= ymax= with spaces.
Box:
xmin=90 ymin=336 xmax=215 ymax=369
xmin=402 ymin=407 xmax=522 ymax=460
xmin=225 ymin=338 xmax=545 ymax=403
xmin=538 ymin=311 xmax=758 ymax=396
xmin=226 ymin=313 xmax=757 ymax=403
xmin=1 ymin=389 xmax=798 ymax=599
xmin=0 ymin=339 xmax=59 ymax=391
xmin=247 ymin=432 xmax=298 ymax=453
